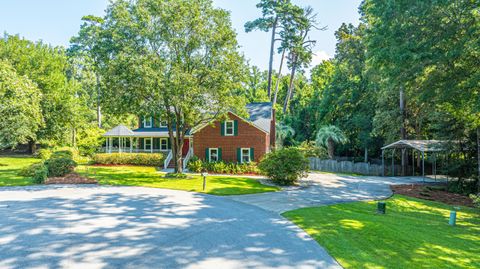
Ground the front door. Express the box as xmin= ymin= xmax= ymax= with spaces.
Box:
xmin=182 ymin=138 xmax=190 ymax=156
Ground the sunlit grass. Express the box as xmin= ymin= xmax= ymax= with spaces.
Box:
xmin=77 ymin=165 xmax=278 ymax=195
xmin=283 ymin=195 xmax=480 ymax=269
xmin=0 ymin=156 xmax=39 ymax=186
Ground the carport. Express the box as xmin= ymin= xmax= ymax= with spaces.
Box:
xmin=381 ymin=140 xmax=447 ymax=179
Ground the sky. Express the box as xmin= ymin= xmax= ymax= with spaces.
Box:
xmin=0 ymin=0 xmax=362 ymax=74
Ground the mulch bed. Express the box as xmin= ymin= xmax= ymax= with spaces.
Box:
xmin=44 ymin=173 xmax=97 ymax=185
xmin=391 ymin=184 xmax=474 ymax=207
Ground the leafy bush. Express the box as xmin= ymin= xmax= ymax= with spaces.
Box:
xmin=92 ymin=153 xmax=165 ymax=166
xmin=165 ymin=173 xmax=189 ymax=179
xmin=186 ymin=156 xmax=259 ymax=174
xmin=44 ymin=157 xmax=77 ymax=177
xmin=18 ymin=162 xmax=48 ymax=183
xmin=77 ymin=126 xmax=104 ymax=156
xmin=36 ymin=148 xmax=52 ymax=160
xmin=50 ymin=147 xmax=79 ymax=160
xmin=258 ymin=147 xmax=309 ymax=185
xmin=295 ymin=141 xmax=328 ymax=158
xmin=469 ymin=194 xmax=480 ymax=208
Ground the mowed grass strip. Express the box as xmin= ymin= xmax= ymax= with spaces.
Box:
xmin=0 ymin=156 xmax=39 ymax=186
xmin=77 ymin=165 xmax=278 ymax=195
xmin=283 ymin=195 xmax=480 ymax=269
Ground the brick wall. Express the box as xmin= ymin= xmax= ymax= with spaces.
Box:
xmin=193 ymin=112 xmax=270 ymax=162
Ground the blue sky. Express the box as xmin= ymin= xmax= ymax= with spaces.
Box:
xmin=0 ymin=0 xmax=362 ymax=73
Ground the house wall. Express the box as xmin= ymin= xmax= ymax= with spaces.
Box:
xmin=192 ymin=112 xmax=270 ymax=162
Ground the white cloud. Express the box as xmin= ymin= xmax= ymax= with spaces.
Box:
xmin=310 ymin=50 xmax=332 ymax=67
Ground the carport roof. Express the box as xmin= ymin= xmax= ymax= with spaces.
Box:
xmin=381 ymin=140 xmax=448 ymax=152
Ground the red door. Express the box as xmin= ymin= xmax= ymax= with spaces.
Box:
xmin=182 ymin=138 xmax=190 ymax=156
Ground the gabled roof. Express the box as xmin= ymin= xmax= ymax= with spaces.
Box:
xmin=381 ymin=140 xmax=448 ymax=152
xmin=246 ymin=102 xmax=273 ymax=133
xmin=103 ymin=125 xmax=134 ymax=137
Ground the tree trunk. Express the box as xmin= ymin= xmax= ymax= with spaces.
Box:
xmin=28 ymin=139 xmax=36 ymax=155
xmin=327 ymin=138 xmax=335 ymax=160
xmin=72 ymin=127 xmax=77 ymax=148
xmin=272 ymin=49 xmax=286 ymax=106
xmin=96 ymin=74 xmax=102 ymax=128
xmin=174 ymin=111 xmax=184 ymax=173
xmin=267 ymin=15 xmax=278 ymax=99
xmin=283 ymin=54 xmax=297 ymax=114
xmin=477 ymin=126 xmax=480 ymax=191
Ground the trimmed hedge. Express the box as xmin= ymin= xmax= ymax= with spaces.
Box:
xmin=258 ymin=147 xmax=309 ymax=185
xmin=18 ymin=162 xmax=48 ymax=184
xmin=93 ymin=153 xmax=165 ymax=166
xmin=187 ymin=156 xmax=259 ymax=174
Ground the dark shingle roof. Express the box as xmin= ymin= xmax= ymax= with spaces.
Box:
xmin=246 ymin=102 xmax=272 ymax=133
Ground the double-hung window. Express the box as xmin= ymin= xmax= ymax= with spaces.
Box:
xmin=225 ymin=120 xmax=234 ymax=136
xmin=143 ymin=117 xmax=152 ymax=128
xmin=209 ymin=148 xmax=219 ymax=162
xmin=159 ymin=119 xmax=168 ymax=128
xmin=241 ymin=148 xmax=251 ymax=163
xmin=144 ymin=138 xmax=152 ymax=151
xmin=160 ymin=138 xmax=168 ymax=150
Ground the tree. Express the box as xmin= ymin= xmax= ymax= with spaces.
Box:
xmin=245 ymin=0 xmax=285 ymax=98
xmin=0 ymin=60 xmax=42 ymax=149
xmin=0 ymin=34 xmax=77 ymax=152
xmin=69 ymin=15 xmax=106 ymax=128
xmin=316 ymin=125 xmax=348 ymax=159
xmin=275 ymin=121 xmax=294 ymax=148
xmin=97 ymin=0 xmax=245 ymax=172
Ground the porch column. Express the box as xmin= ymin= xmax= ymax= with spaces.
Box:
xmin=392 ymin=149 xmax=395 ymax=176
xmin=130 ymin=137 xmax=133 ymax=153
xmin=422 ymin=151 xmax=425 ymax=181
xmin=119 ymin=137 xmax=122 ymax=153
xmin=109 ymin=137 xmax=112 ymax=153
xmin=151 ymin=137 xmax=153 ymax=153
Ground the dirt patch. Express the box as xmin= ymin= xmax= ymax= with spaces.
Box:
xmin=391 ymin=184 xmax=474 ymax=207
xmin=45 ymin=173 xmax=97 ymax=185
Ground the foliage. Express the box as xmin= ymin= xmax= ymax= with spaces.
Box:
xmin=92 ymin=153 xmax=165 ymax=167
xmin=295 ymin=140 xmax=327 ymax=158
xmin=258 ymin=147 xmax=308 ymax=185
xmin=18 ymin=162 xmax=48 ymax=184
xmin=44 ymin=157 xmax=77 ymax=177
xmin=187 ymin=157 xmax=259 ymax=175
xmin=276 ymin=121 xmax=295 ymax=148
xmin=77 ymin=165 xmax=278 ymax=195
xmin=283 ymin=195 xmax=480 ymax=269
xmin=164 ymin=173 xmax=189 ymax=179
xmin=316 ymin=125 xmax=348 ymax=159
xmin=0 ymin=60 xmax=42 ymax=149
xmin=470 ymin=194 xmax=480 ymax=208
xmin=76 ymin=126 xmax=104 ymax=156
xmin=36 ymin=149 xmax=53 ymax=160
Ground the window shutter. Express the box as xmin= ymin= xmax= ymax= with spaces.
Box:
xmin=218 ymin=148 xmax=222 ymax=161
xmin=221 ymin=122 xmax=225 ymax=136
xmin=237 ymin=148 xmax=241 ymax=163
xmin=205 ymin=148 xmax=210 ymax=162
xmin=151 ymin=116 xmax=155 ymax=128
xmin=234 ymin=120 xmax=238 ymax=136
xmin=139 ymin=116 xmax=143 ymax=128
xmin=250 ymin=147 xmax=254 ymax=161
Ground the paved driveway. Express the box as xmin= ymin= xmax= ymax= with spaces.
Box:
xmin=0 ymin=185 xmax=341 ymax=269
xmin=227 ymin=173 xmax=438 ymax=213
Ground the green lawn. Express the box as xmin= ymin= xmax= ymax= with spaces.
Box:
xmin=283 ymin=195 xmax=480 ymax=269
xmin=0 ymin=156 xmax=39 ymax=186
xmin=77 ymin=165 xmax=278 ymax=195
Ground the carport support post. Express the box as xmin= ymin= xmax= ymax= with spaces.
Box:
xmin=434 ymin=153 xmax=437 ymax=181
xmin=381 ymin=150 xmax=385 ymax=177
xmin=422 ymin=151 xmax=425 ymax=182
xmin=392 ymin=149 xmax=395 ymax=176
xmin=412 ymin=149 xmax=415 ymax=176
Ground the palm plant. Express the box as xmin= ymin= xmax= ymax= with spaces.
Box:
xmin=276 ymin=122 xmax=295 ymax=148
xmin=315 ymin=125 xmax=348 ymax=159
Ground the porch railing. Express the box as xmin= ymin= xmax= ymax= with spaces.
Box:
xmin=183 ymin=147 xmax=193 ymax=170
xmin=164 ymin=150 xmax=173 ymax=170
xmin=100 ymin=147 xmax=169 ymax=154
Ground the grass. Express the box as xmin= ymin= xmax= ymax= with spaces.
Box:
xmin=0 ymin=156 xmax=40 ymax=186
xmin=77 ymin=165 xmax=278 ymax=195
xmin=283 ymin=195 xmax=480 ymax=269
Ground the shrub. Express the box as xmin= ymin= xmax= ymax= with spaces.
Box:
xmin=77 ymin=126 xmax=104 ymax=156
xmin=186 ymin=156 xmax=259 ymax=174
xmin=470 ymin=194 xmax=480 ymax=208
xmin=295 ymin=141 xmax=328 ymax=158
xmin=36 ymin=148 xmax=52 ymax=160
xmin=45 ymin=157 xmax=77 ymax=177
xmin=258 ymin=147 xmax=309 ymax=185
xmin=50 ymin=147 xmax=79 ymax=160
xmin=92 ymin=153 xmax=164 ymax=166
xmin=18 ymin=162 xmax=48 ymax=183
xmin=165 ymin=173 xmax=189 ymax=179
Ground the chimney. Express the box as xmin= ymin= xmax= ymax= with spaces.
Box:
xmin=270 ymin=108 xmax=276 ymax=149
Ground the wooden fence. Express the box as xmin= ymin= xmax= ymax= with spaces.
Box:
xmin=308 ymin=158 xmax=406 ymax=176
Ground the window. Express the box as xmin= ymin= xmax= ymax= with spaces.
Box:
xmin=225 ymin=120 xmax=234 ymax=136
xmin=241 ymin=148 xmax=251 ymax=163
xmin=159 ymin=118 xmax=168 ymax=127
xmin=160 ymin=138 xmax=168 ymax=150
xmin=144 ymin=138 xmax=152 ymax=151
xmin=209 ymin=148 xmax=219 ymax=162
xmin=143 ymin=117 xmax=152 ymax=128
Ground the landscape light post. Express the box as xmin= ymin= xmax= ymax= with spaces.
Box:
xmin=201 ymin=171 xmax=208 ymax=191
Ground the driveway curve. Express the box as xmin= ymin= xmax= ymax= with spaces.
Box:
xmin=0 ymin=185 xmax=341 ymax=269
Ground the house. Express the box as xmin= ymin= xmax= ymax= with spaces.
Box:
xmin=102 ymin=102 xmax=276 ymax=169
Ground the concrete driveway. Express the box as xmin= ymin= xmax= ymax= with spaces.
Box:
xmin=0 ymin=185 xmax=341 ymax=269
xmin=227 ymin=173 xmax=439 ymax=213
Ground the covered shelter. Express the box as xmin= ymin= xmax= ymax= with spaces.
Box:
xmin=103 ymin=125 xmax=135 ymax=153
xmin=381 ymin=140 xmax=448 ymax=179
